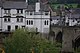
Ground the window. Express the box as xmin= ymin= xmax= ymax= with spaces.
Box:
xmin=29 ymin=20 xmax=30 ymax=25
xmin=15 ymin=25 xmax=18 ymax=30
xmin=44 ymin=20 xmax=48 ymax=25
xmin=31 ymin=20 xmax=33 ymax=25
xmin=17 ymin=18 xmax=19 ymax=22
xmin=26 ymin=20 xmax=33 ymax=25
xmin=7 ymin=25 xmax=11 ymax=31
xmin=17 ymin=9 xmax=23 ymax=13
xmin=4 ymin=18 xmax=10 ymax=22
xmin=57 ymin=19 xmax=59 ymax=20
xmin=73 ymin=20 xmax=74 ymax=22
xmin=78 ymin=21 xmax=80 ymax=23
xmin=27 ymin=20 xmax=28 ymax=25
xmin=30 ymin=12 xmax=33 ymax=15
xmin=4 ymin=18 xmax=7 ymax=22
xmin=17 ymin=18 xmax=23 ymax=22
xmin=44 ymin=21 xmax=46 ymax=25
xmin=4 ymin=9 xmax=10 ymax=14
xmin=45 ymin=13 xmax=48 ymax=15
xmin=21 ymin=18 xmax=23 ymax=22
xmin=8 ymin=18 xmax=10 ymax=22
xmin=45 ymin=12 xmax=49 ymax=15
xmin=22 ymin=26 xmax=25 ymax=28
xmin=47 ymin=20 xmax=48 ymax=25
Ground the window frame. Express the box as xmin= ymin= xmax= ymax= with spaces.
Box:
xmin=17 ymin=9 xmax=23 ymax=14
xmin=44 ymin=20 xmax=48 ymax=25
xmin=4 ymin=16 xmax=11 ymax=22
xmin=4 ymin=9 xmax=10 ymax=14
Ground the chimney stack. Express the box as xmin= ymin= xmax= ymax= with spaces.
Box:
xmin=35 ymin=0 xmax=40 ymax=12
xmin=26 ymin=0 xmax=27 ymax=3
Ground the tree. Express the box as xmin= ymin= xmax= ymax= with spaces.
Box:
xmin=77 ymin=4 xmax=80 ymax=8
xmin=4 ymin=29 xmax=61 ymax=53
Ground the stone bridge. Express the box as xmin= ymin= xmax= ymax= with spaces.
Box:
xmin=50 ymin=26 xmax=80 ymax=53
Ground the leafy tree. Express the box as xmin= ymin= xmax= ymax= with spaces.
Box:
xmin=4 ymin=29 xmax=61 ymax=53
xmin=77 ymin=4 xmax=80 ymax=8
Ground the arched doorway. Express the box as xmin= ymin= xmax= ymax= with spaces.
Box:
xmin=74 ymin=36 xmax=80 ymax=49
xmin=56 ymin=31 xmax=63 ymax=43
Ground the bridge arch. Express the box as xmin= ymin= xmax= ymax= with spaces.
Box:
xmin=74 ymin=35 xmax=80 ymax=49
xmin=56 ymin=31 xmax=63 ymax=43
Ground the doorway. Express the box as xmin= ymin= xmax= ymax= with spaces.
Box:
xmin=15 ymin=25 xmax=18 ymax=30
xmin=7 ymin=25 xmax=11 ymax=31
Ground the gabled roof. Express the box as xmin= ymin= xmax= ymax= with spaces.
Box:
xmin=1 ymin=0 xmax=50 ymax=12
xmin=3 ymin=1 xmax=27 ymax=9
xmin=26 ymin=3 xmax=50 ymax=12
xmin=40 ymin=4 xmax=50 ymax=11
xmin=27 ymin=5 xmax=35 ymax=11
xmin=72 ymin=8 xmax=80 ymax=14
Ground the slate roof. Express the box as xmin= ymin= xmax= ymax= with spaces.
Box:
xmin=0 ymin=0 xmax=50 ymax=11
xmin=27 ymin=5 xmax=35 ymax=11
xmin=51 ymin=16 xmax=60 ymax=20
xmin=3 ymin=1 xmax=27 ymax=9
xmin=72 ymin=8 xmax=80 ymax=14
xmin=40 ymin=4 xmax=50 ymax=11
xmin=26 ymin=3 xmax=50 ymax=11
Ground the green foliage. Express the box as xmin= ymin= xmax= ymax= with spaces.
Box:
xmin=4 ymin=29 xmax=61 ymax=53
xmin=50 ymin=4 xmax=78 ymax=9
xmin=77 ymin=4 xmax=80 ymax=8
xmin=75 ymin=47 xmax=80 ymax=53
xmin=48 ymin=0 xmax=79 ymax=4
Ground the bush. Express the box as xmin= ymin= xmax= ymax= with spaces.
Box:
xmin=4 ymin=29 xmax=61 ymax=53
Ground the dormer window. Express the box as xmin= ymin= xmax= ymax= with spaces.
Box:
xmin=4 ymin=9 xmax=10 ymax=14
xmin=17 ymin=9 xmax=23 ymax=13
xmin=45 ymin=12 xmax=49 ymax=15
xmin=30 ymin=12 xmax=33 ymax=15
xmin=45 ymin=13 xmax=48 ymax=15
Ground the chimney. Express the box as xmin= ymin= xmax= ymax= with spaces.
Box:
xmin=35 ymin=0 xmax=40 ymax=12
xmin=26 ymin=0 xmax=28 ymax=3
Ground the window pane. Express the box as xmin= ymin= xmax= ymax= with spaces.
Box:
xmin=17 ymin=10 xmax=19 ymax=13
xmin=21 ymin=10 xmax=23 ymax=13
xmin=17 ymin=18 xmax=19 ymax=22
xmin=31 ymin=20 xmax=33 ymax=25
xmin=22 ymin=26 xmax=25 ymax=28
xmin=8 ymin=10 xmax=10 ymax=13
xmin=15 ymin=25 xmax=18 ymax=30
xmin=45 ymin=13 xmax=48 ymax=15
xmin=47 ymin=20 xmax=48 ymax=25
xmin=44 ymin=21 xmax=46 ymax=25
xmin=29 ymin=20 xmax=30 ymax=25
xmin=4 ymin=18 xmax=7 ymax=22
xmin=4 ymin=10 xmax=7 ymax=14
xmin=27 ymin=20 xmax=28 ymax=25
xmin=8 ymin=18 xmax=10 ymax=22
xmin=7 ymin=25 xmax=11 ymax=31
xmin=21 ymin=18 xmax=23 ymax=22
